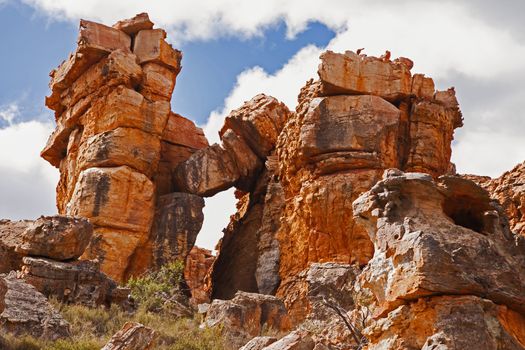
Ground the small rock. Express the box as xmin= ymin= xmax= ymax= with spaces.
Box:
xmin=101 ymin=322 xmax=157 ymax=350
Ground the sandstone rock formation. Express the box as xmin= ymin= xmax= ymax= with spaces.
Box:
xmin=184 ymin=246 xmax=215 ymax=304
xmin=353 ymin=170 xmax=525 ymax=348
xmin=102 ymin=322 xmax=157 ymax=350
xmin=204 ymin=291 xmax=291 ymax=348
xmin=34 ymin=13 xmax=525 ymax=349
xmin=0 ymin=216 xmax=92 ymax=273
xmin=41 ymin=14 xmax=207 ymax=281
xmin=0 ymin=273 xmax=70 ymax=340
xmin=178 ymin=49 xmax=463 ymax=319
xmin=273 ymin=53 xmax=462 ymax=316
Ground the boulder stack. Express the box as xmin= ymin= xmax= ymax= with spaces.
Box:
xmin=41 ymin=13 xmax=207 ymax=281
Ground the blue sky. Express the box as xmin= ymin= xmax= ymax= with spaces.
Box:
xmin=1 ymin=0 xmax=524 ymax=250
xmin=0 ymin=1 xmax=334 ymax=126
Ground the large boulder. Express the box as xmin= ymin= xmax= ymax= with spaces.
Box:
xmin=205 ymin=291 xmax=291 ymax=348
xmin=0 ymin=216 xmax=92 ymax=273
xmin=364 ymin=296 xmax=525 ymax=350
xmin=174 ymin=94 xmax=291 ymax=196
xmin=353 ymin=170 xmax=525 ymax=316
xmin=20 ymin=257 xmax=130 ymax=308
xmin=15 ymin=215 xmax=93 ymax=261
xmin=0 ymin=273 xmax=70 ymax=340
xmin=318 ymin=50 xmax=412 ymax=101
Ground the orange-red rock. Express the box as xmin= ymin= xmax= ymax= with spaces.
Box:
xmin=76 ymin=127 xmax=161 ymax=178
xmin=133 ymin=29 xmax=182 ymax=72
xmin=162 ymin=112 xmax=208 ymax=149
xmin=80 ymin=86 xmax=170 ymax=137
xmin=42 ymin=15 xmax=206 ymax=281
xmin=318 ymin=50 xmax=412 ymax=101
xmin=102 ymin=322 xmax=157 ymax=350
xmin=139 ymin=62 xmax=177 ymax=101
xmin=364 ymin=296 xmax=525 ymax=350
xmin=184 ymin=246 xmax=215 ymax=305
xmin=482 ymin=161 xmax=525 ymax=237
xmin=353 ymin=171 xmax=525 ymax=316
xmin=68 ymin=166 xmax=154 ymax=232
xmin=113 ymin=13 xmax=154 ymax=36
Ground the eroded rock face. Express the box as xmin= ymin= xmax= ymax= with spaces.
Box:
xmin=318 ymin=50 xmax=412 ymax=101
xmin=351 ymin=170 xmax=525 ymax=349
xmin=0 ymin=216 xmax=93 ymax=273
xmin=353 ymin=170 xmax=525 ymax=317
xmin=272 ymin=51 xmax=462 ymax=320
xmin=0 ymin=273 xmax=70 ymax=340
xmin=184 ymin=246 xmax=215 ymax=305
xmin=102 ymin=322 xmax=157 ymax=350
xmin=42 ymin=14 xmax=207 ymax=281
xmin=364 ymin=296 xmax=525 ymax=350
xmin=205 ymin=291 xmax=291 ymax=348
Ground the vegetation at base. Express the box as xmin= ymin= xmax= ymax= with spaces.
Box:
xmin=0 ymin=262 xmax=229 ymax=350
xmin=127 ymin=260 xmax=186 ymax=312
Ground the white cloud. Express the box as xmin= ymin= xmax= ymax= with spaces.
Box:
xmin=196 ymin=189 xmax=237 ymax=251
xmin=203 ymin=44 xmax=322 ymax=143
xmin=0 ymin=120 xmax=59 ymax=220
xmin=200 ymin=1 xmax=525 ymax=178
xmin=0 ymin=103 xmax=20 ymax=125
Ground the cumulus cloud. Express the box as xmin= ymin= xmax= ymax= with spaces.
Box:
xmin=200 ymin=0 xmax=525 ymax=178
xmin=0 ymin=116 xmax=59 ymax=220
xmin=0 ymin=103 xmax=20 ymax=126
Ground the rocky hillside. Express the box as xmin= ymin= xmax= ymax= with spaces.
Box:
xmin=0 ymin=12 xmax=524 ymax=350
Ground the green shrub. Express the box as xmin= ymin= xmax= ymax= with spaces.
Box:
xmin=127 ymin=261 xmax=186 ymax=312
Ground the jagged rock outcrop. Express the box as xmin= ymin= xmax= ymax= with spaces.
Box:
xmin=102 ymin=322 xmax=157 ymax=350
xmin=204 ymin=291 xmax=291 ymax=348
xmin=0 ymin=273 xmax=70 ymax=340
xmin=0 ymin=216 xmax=92 ymax=273
xmin=352 ymin=170 xmax=525 ymax=348
xmin=174 ymin=94 xmax=291 ymax=196
xmin=273 ymin=51 xmax=462 ymax=320
xmin=184 ymin=246 xmax=215 ymax=304
xmin=41 ymin=14 xmax=207 ymax=281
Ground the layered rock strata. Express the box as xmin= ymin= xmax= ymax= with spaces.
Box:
xmin=353 ymin=170 xmax=525 ymax=349
xmin=41 ymin=14 xmax=207 ymax=281
xmin=0 ymin=272 xmax=70 ymax=340
xmin=0 ymin=216 xmax=92 ymax=273
xmin=273 ymin=51 xmax=462 ymax=320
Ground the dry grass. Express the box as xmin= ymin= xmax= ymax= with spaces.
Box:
xmin=0 ymin=263 xmax=229 ymax=350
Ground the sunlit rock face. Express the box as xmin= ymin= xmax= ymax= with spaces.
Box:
xmin=41 ymin=14 xmax=207 ymax=281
